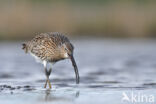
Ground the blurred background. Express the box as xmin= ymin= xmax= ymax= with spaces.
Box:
xmin=0 ymin=0 xmax=155 ymax=40
xmin=0 ymin=1 xmax=156 ymax=104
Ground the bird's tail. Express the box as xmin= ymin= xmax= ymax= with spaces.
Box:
xmin=22 ymin=43 xmax=28 ymax=53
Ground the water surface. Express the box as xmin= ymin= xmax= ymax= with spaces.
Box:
xmin=0 ymin=39 xmax=156 ymax=104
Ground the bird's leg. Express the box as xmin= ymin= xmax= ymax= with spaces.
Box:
xmin=47 ymin=68 xmax=52 ymax=89
xmin=44 ymin=80 xmax=48 ymax=88
xmin=44 ymin=67 xmax=48 ymax=88
xmin=44 ymin=68 xmax=52 ymax=89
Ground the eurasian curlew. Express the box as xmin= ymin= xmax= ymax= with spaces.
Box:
xmin=22 ymin=32 xmax=79 ymax=88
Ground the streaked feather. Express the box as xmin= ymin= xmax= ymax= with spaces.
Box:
xmin=23 ymin=32 xmax=73 ymax=63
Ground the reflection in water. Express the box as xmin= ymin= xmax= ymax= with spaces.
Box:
xmin=45 ymin=89 xmax=51 ymax=102
xmin=44 ymin=89 xmax=80 ymax=103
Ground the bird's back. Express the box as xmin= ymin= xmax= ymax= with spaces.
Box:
xmin=23 ymin=32 xmax=71 ymax=62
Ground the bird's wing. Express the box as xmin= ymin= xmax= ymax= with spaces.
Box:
xmin=27 ymin=33 xmax=57 ymax=60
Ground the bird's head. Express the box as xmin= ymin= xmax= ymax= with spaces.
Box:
xmin=61 ymin=42 xmax=79 ymax=84
xmin=61 ymin=42 xmax=74 ymax=59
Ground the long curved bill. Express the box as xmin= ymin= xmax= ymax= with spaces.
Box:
xmin=70 ymin=55 xmax=80 ymax=84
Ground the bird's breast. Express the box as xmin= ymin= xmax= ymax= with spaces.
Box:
xmin=30 ymin=52 xmax=43 ymax=63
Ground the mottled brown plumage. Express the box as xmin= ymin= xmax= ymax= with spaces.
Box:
xmin=22 ymin=32 xmax=79 ymax=88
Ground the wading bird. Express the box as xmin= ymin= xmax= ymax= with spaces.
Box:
xmin=22 ymin=32 xmax=79 ymax=88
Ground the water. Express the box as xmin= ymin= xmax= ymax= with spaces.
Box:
xmin=0 ymin=39 xmax=156 ymax=104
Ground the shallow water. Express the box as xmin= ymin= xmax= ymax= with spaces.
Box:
xmin=0 ymin=39 xmax=156 ymax=104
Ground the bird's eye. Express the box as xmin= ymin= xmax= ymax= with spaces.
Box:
xmin=65 ymin=48 xmax=68 ymax=51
